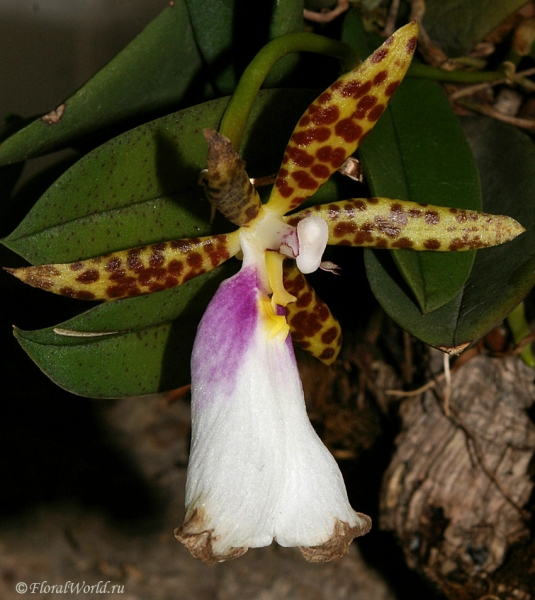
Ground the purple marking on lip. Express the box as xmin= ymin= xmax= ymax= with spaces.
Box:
xmin=191 ymin=265 xmax=260 ymax=400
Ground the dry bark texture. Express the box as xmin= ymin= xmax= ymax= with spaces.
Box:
xmin=380 ymin=354 xmax=535 ymax=599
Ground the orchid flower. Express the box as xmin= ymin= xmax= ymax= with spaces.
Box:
xmin=7 ymin=22 xmax=525 ymax=563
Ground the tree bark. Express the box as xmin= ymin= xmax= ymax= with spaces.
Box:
xmin=380 ymin=354 xmax=535 ymax=599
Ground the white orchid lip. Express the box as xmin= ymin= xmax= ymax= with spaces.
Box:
xmin=175 ymin=236 xmax=371 ymax=564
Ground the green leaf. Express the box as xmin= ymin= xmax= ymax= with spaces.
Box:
xmin=184 ymin=0 xmax=303 ymax=94
xmin=2 ymin=89 xmax=317 ymax=265
xmin=0 ymin=3 xmax=203 ymax=166
xmin=365 ymin=116 xmax=535 ymax=352
xmin=264 ymin=0 xmax=304 ymax=85
xmin=423 ymin=0 xmax=527 ymax=57
xmin=359 ymin=77 xmax=481 ymax=313
xmin=341 ymin=6 xmax=384 ymax=60
xmin=14 ymin=262 xmax=239 ymax=398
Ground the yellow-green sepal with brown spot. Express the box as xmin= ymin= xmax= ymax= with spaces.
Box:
xmin=13 ymin=261 xmax=240 ymax=398
xmin=5 ymin=232 xmax=241 ymax=301
xmin=201 ymin=129 xmax=264 ymax=227
xmin=285 ymin=198 xmax=525 ymax=251
xmin=283 ymin=262 xmax=342 ymax=365
xmin=266 ymin=21 xmax=419 ymax=217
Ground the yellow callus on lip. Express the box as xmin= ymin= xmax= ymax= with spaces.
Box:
xmin=258 ymin=296 xmax=290 ymax=341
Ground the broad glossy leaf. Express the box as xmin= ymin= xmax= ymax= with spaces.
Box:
xmin=365 ymin=116 xmax=535 ymax=353
xmin=423 ymin=0 xmax=527 ymax=57
xmin=2 ymin=89 xmax=317 ymax=265
xmin=184 ymin=0 xmax=303 ymax=94
xmin=14 ymin=262 xmax=238 ymax=398
xmin=359 ymin=77 xmax=481 ymax=313
xmin=0 ymin=3 xmax=203 ymax=166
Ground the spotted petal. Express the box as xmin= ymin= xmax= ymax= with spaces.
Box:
xmin=6 ymin=232 xmax=241 ymax=301
xmin=267 ymin=21 xmax=419 ymax=216
xmin=283 ymin=262 xmax=342 ymax=365
xmin=285 ymin=198 xmax=525 ymax=251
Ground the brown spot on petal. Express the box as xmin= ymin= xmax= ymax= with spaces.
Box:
xmin=385 ymin=81 xmax=400 ymax=97
xmin=275 ymin=178 xmax=294 ymax=198
xmin=334 ymin=222 xmax=357 ymax=237
xmin=319 ymin=348 xmax=335 ymax=361
xmin=335 ymin=119 xmax=363 ymax=143
xmin=317 ymin=304 xmax=329 ymax=322
xmin=292 ymin=171 xmax=318 ymax=190
xmin=149 ymin=250 xmax=165 ymax=268
xmin=390 ymin=203 xmax=408 ymax=225
xmin=371 ymin=48 xmax=388 ymax=64
xmin=341 ymin=80 xmax=372 ymax=99
xmin=449 ymin=238 xmax=465 ymax=251
xmin=424 ymin=239 xmax=441 ymax=250
xmin=75 ymin=291 xmax=96 ymax=300
xmin=425 ymin=211 xmax=440 ymax=225
xmin=290 ymin=310 xmax=323 ymax=337
xmin=354 ymin=226 xmax=374 ymax=245
xmin=105 ymin=257 xmax=122 ymax=272
xmin=406 ymin=36 xmax=417 ymax=54
xmin=300 ymin=516 xmax=372 ymax=563
xmin=168 ymin=260 xmax=184 ymax=275
xmin=291 ymin=127 xmax=331 ymax=147
xmin=286 ymin=146 xmax=314 ymax=167
xmin=357 ymin=95 xmax=378 ymax=112
xmin=187 ymin=253 xmax=203 ymax=268
xmin=76 ymin=269 xmax=99 ymax=284
xmin=175 ymin=508 xmax=247 ymax=565
xmin=59 ymin=287 xmax=76 ymax=297
xmin=373 ymin=70 xmax=388 ymax=85
xmin=316 ymin=146 xmax=346 ymax=168
xmin=392 ymin=237 xmax=414 ymax=249
xmin=321 ymin=327 xmax=338 ymax=344
xmin=127 ymin=249 xmax=143 ymax=272
xmin=374 ymin=216 xmax=400 ymax=238
xmin=296 ymin=291 xmax=313 ymax=308
xmin=311 ymin=164 xmax=330 ymax=179
xmin=367 ymin=104 xmax=385 ymax=122
xmin=311 ymin=105 xmax=340 ymax=125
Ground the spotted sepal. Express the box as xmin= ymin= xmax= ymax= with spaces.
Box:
xmin=5 ymin=232 xmax=241 ymax=301
xmin=283 ymin=262 xmax=342 ymax=365
xmin=266 ymin=21 xmax=419 ymax=216
xmin=200 ymin=129 xmax=263 ymax=227
xmin=285 ymin=198 xmax=526 ymax=251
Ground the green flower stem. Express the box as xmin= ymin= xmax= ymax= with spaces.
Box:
xmin=507 ymin=302 xmax=535 ymax=368
xmin=219 ymin=33 xmax=358 ymax=151
xmin=408 ymin=62 xmax=508 ymax=83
